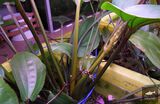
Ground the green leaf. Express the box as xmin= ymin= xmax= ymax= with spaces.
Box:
xmin=129 ymin=30 xmax=160 ymax=69
xmin=0 ymin=77 xmax=19 ymax=104
xmin=51 ymin=42 xmax=72 ymax=57
xmin=78 ymin=18 xmax=100 ymax=57
xmin=112 ymin=0 xmax=140 ymax=9
xmin=48 ymin=92 xmax=77 ymax=104
xmin=10 ymin=52 xmax=46 ymax=101
xmin=101 ymin=2 xmax=160 ymax=28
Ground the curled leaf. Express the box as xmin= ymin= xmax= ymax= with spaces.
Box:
xmin=101 ymin=2 xmax=160 ymax=28
xmin=51 ymin=42 xmax=72 ymax=57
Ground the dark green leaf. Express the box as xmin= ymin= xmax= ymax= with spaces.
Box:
xmin=78 ymin=18 xmax=100 ymax=57
xmin=148 ymin=70 xmax=160 ymax=79
xmin=129 ymin=30 xmax=160 ymax=69
xmin=101 ymin=2 xmax=160 ymax=28
xmin=0 ymin=77 xmax=19 ymax=104
xmin=10 ymin=52 xmax=46 ymax=101
xmin=48 ymin=92 xmax=77 ymax=104
xmin=51 ymin=42 xmax=72 ymax=57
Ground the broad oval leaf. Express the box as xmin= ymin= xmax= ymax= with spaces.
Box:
xmin=0 ymin=77 xmax=19 ymax=104
xmin=101 ymin=2 xmax=160 ymax=28
xmin=129 ymin=30 xmax=160 ymax=69
xmin=10 ymin=52 xmax=46 ymax=101
xmin=51 ymin=42 xmax=72 ymax=57
xmin=112 ymin=0 xmax=140 ymax=9
xmin=78 ymin=17 xmax=100 ymax=57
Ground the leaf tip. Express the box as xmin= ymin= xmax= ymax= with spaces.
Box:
xmin=101 ymin=2 xmax=110 ymax=10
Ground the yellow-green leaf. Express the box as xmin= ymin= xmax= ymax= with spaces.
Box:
xmin=101 ymin=2 xmax=160 ymax=28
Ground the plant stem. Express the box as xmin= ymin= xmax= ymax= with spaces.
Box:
xmin=15 ymin=0 xmax=58 ymax=88
xmin=89 ymin=22 xmax=126 ymax=73
xmin=75 ymin=22 xmax=128 ymax=98
xmin=70 ymin=0 xmax=81 ymax=94
xmin=30 ymin=0 xmax=65 ymax=85
xmin=26 ymin=99 xmax=29 ymax=104
xmin=47 ymin=84 xmax=66 ymax=104
xmin=80 ymin=10 xmax=101 ymax=72
xmin=157 ymin=0 xmax=160 ymax=4
xmin=90 ymin=27 xmax=134 ymax=88
xmin=5 ymin=2 xmax=34 ymax=53
xmin=75 ymin=22 xmax=127 ymax=90
xmin=15 ymin=0 xmax=45 ymax=60
xmin=89 ymin=1 xmax=95 ymax=14
xmin=0 ymin=26 xmax=17 ymax=53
